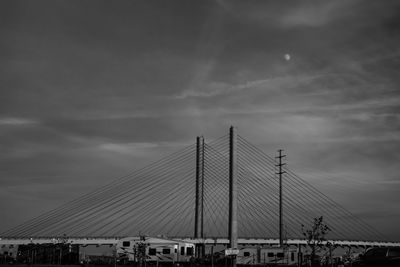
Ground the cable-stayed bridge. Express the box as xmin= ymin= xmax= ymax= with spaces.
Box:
xmin=1 ymin=127 xmax=399 ymax=248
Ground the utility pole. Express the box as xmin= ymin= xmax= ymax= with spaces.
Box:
xmin=276 ymin=149 xmax=286 ymax=248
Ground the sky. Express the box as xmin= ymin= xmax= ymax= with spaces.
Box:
xmin=1 ymin=0 xmax=400 ymax=241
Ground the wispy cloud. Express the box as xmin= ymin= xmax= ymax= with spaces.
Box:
xmin=278 ymin=1 xmax=356 ymax=28
xmin=377 ymin=180 xmax=400 ymax=185
xmin=99 ymin=141 xmax=187 ymax=155
xmin=176 ymin=73 xmax=330 ymax=99
xmin=0 ymin=117 xmax=38 ymax=125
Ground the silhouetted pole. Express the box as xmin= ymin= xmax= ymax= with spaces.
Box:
xmin=276 ymin=149 xmax=286 ymax=248
xmin=194 ymin=136 xmax=204 ymax=258
xmin=229 ymin=126 xmax=238 ymax=267
xmin=201 ymin=136 xmax=205 ymax=239
xmin=201 ymin=136 xmax=205 ymax=258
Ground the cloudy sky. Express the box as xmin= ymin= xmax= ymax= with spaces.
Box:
xmin=1 ymin=1 xmax=400 ymax=241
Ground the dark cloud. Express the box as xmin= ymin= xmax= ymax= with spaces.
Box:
xmin=1 ymin=0 xmax=400 ymax=240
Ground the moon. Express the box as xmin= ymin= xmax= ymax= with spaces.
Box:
xmin=284 ymin=54 xmax=291 ymax=61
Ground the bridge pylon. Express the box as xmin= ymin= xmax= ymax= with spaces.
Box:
xmin=194 ymin=136 xmax=205 ymax=258
xmin=228 ymin=126 xmax=238 ymax=267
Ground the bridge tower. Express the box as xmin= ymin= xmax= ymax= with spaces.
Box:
xmin=229 ymin=126 xmax=238 ymax=267
xmin=194 ymin=136 xmax=205 ymax=258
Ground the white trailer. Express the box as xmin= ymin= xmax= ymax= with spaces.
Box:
xmin=236 ymin=246 xmax=298 ymax=265
xmin=116 ymin=237 xmax=195 ymax=263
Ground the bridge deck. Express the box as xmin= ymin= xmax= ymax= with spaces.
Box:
xmin=1 ymin=237 xmax=399 ymax=247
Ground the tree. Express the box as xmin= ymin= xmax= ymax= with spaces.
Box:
xmin=302 ymin=216 xmax=331 ymax=267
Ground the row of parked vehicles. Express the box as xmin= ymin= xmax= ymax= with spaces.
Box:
xmin=1 ymin=237 xmax=399 ymax=266
xmin=116 ymin=236 xmax=299 ymax=265
xmin=116 ymin=237 xmax=400 ymax=267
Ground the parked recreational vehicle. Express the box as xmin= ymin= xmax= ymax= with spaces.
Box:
xmin=236 ymin=246 xmax=299 ymax=266
xmin=116 ymin=237 xmax=195 ymax=263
